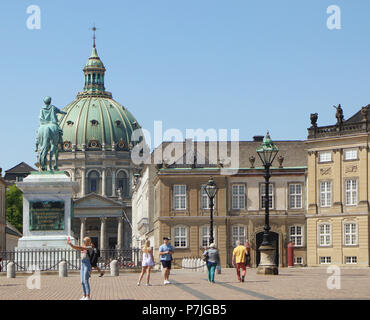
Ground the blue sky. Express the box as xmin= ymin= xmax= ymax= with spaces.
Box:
xmin=1 ymin=1 xmax=370 ymax=171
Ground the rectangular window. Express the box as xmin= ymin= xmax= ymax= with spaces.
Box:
xmin=345 ymin=256 xmax=357 ymax=264
xmin=173 ymin=185 xmax=186 ymax=210
xmin=232 ymin=184 xmax=245 ymax=210
xmin=345 ymin=180 xmax=357 ymax=206
xmin=320 ymin=181 xmax=332 ymax=207
xmin=201 ymin=226 xmax=215 ymax=247
xmin=320 ymin=256 xmax=331 ymax=264
xmin=231 ymin=225 xmax=246 ymax=247
xmin=290 ymin=226 xmax=303 ymax=247
xmin=174 ymin=226 xmax=187 ymax=248
xmin=289 ymin=184 xmax=302 ymax=209
xmin=344 ymin=149 xmax=358 ymax=160
xmin=294 ymin=256 xmax=303 ymax=265
xmin=261 ymin=184 xmax=274 ymax=209
xmin=344 ymin=223 xmax=357 ymax=246
xmin=319 ymin=224 xmax=331 ymax=246
xmin=319 ymin=151 xmax=332 ymax=163
xmin=201 ymin=185 xmax=216 ymax=210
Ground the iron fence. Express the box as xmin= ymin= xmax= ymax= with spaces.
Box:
xmin=0 ymin=248 xmax=142 ymax=272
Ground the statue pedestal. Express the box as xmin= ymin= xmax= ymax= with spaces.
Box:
xmin=256 ymin=244 xmax=279 ymax=275
xmin=16 ymin=171 xmax=78 ymax=249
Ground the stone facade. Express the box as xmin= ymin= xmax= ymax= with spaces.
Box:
xmin=147 ymin=139 xmax=307 ymax=268
xmin=58 ymin=152 xmax=134 ymax=249
xmin=306 ymin=107 xmax=370 ymax=266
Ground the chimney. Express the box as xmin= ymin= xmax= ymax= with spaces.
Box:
xmin=253 ymin=136 xmax=264 ymax=142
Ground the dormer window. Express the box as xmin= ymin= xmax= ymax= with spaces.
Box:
xmin=67 ymin=121 xmax=74 ymax=127
xmin=90 ymin=120 xmax=99 ymax=126
xmin=115 ymin=120 xmax=121 ymax=127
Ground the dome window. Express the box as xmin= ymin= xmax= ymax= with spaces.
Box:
xmin=88 ymin=140 xmax=100 ymax=149
xmin=67 ymin=121 xmax=74 ymax=127
xmin=63 ymin=141 xmax=72 ymax=151
xmin=117 ymin=138 xmax=125 ymax=149
xmin=115 ymin=120 xmax=121 ymax=127
xmin=90 ymin=120 xmax=99 ymax=126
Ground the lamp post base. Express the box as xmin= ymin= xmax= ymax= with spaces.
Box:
xmin=256 ymin=244 xmax=279 ymax=275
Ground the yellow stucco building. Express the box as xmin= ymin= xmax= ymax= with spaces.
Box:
xmin=306 ymin=106 xmax=370 ymax=266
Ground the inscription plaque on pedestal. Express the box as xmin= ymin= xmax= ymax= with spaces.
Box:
xmin=29 ymin=201 xmax=65 ymax=231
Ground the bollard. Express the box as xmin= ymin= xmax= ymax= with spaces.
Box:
xmin=110 ymin=259 xmax=119 ymax=276
xmin=59 ymin=261 xmax=68 ymax=277
xmin=7 ymin=262 xmax=16 ymax=278
xmin=197 ymin=258 xmax=202 ymax=272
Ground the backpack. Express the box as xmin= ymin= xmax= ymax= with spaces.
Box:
xmin=87 ymin=248 xmax=99 ymax=264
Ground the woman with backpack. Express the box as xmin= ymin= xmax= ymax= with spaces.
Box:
xmin=137 ymin=240 xmax=155 ymax=286
xmin=67 ymin=236 xmax=93 ymax=300
xmin=202 ymin=243 xmax=220 ymax=283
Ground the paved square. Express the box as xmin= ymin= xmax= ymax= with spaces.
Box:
xmin=0 ymin=267 xmax=369 ymax=300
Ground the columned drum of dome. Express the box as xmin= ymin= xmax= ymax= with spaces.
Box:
xmin=56 ymin=33 xmax=141 ymax=250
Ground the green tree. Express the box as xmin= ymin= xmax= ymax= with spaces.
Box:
xmin=6 ymin=185 xmax=23 ymax=233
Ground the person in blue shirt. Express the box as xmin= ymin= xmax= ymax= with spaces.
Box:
xmin=159 ymin=237 xmax=174 ymax=285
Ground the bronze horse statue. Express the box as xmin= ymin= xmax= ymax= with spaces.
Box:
xmin=35 ymin=97 xmax=66 ymax=171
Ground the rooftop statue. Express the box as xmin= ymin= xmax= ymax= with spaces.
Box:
xmin=35 ymin=96 xmax=67 ymax=171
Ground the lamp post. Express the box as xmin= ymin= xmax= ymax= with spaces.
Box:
xmin=256 ymin=131 xmax=279 ymax=275
xmin=205 ymin=176 xmax=218 ymax=245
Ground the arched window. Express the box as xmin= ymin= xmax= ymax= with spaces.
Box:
xmin=92 ymin=73 xmax=96 ymax=84
xmin=88 ymin=170 xmax=100 ymax=194
xmin=97 ymin=74 xmax=100 ymax=84
xmin=117 ymin=171 xmax=128 ymax=197
xmin=88 ymin=74 xmax=91 ymax=84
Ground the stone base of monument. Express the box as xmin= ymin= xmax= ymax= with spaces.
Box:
xmin=256 ymin=244 xmax=279 ymax=275
xmin=16 ymin=171 xmax=78 ymax=250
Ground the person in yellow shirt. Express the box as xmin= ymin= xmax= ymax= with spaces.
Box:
xmin=232 ymin=240 xmax=247 ymax=282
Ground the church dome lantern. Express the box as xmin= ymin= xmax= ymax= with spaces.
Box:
xmin=58 ymin=30 xmax=141 ymax=152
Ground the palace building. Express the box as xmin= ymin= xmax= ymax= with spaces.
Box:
xmin=306 ymin=106 xmax=370 ymax=266
xmin=133 ymin=138 xmax=308 ymax=268
xmin=55 ymin=36 xmax=142 ymax=249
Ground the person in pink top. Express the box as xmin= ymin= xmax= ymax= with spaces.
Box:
xmin=137 ymin=240 xmax=155 ymax=286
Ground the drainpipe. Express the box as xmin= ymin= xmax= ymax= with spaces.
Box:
xmin=225 ymin=175 xmax=229 ymax=267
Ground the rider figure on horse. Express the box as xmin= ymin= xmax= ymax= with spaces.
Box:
xmin=39 ymin=96 xmax=65 ymax=143
xmin=36 ymin=97 xmax=67 ymax=171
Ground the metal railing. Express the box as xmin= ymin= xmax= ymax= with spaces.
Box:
xmin=0 ymin=248 xmax=142 ymax=272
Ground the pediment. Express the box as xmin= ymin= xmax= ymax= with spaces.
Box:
xmin=74 ymin=193 xmax=123 ymax=208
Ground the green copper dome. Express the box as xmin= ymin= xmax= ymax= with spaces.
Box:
xmin=58 ymin=43 xmax=141 ymax=152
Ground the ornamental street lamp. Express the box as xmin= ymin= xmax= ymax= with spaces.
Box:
xmin=205 ymin=176 xmax=218 ymax=245
xmin=256 ymin=131 xmax=279 ymax=275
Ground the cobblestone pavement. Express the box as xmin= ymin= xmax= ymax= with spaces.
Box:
xmin=0 ymin=267 xmax=369 ymax=300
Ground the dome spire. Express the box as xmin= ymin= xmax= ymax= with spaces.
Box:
xmin=91 ymin=23 xmax=97 ymax=48
xmin=76 ymin=26 xmax=112 ymax=99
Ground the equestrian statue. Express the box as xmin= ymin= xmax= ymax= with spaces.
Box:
xmin=35 ymin=96 xmax=67 ymax=171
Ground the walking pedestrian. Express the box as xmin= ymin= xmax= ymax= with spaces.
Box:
xmin=202 ymin=243 xmax=220 ymax=283
xmin=67 ymin=236 xmax=93 ymax=300
xmin=137 ymin=240 xmax=155 ymax=286
xmin=159 ymin=237 xmax=174 ymax=285
xmin=232 ymin=240 xmax=248 ymax=282
xmin=90 ymin=242 xmax=104 ymax=277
